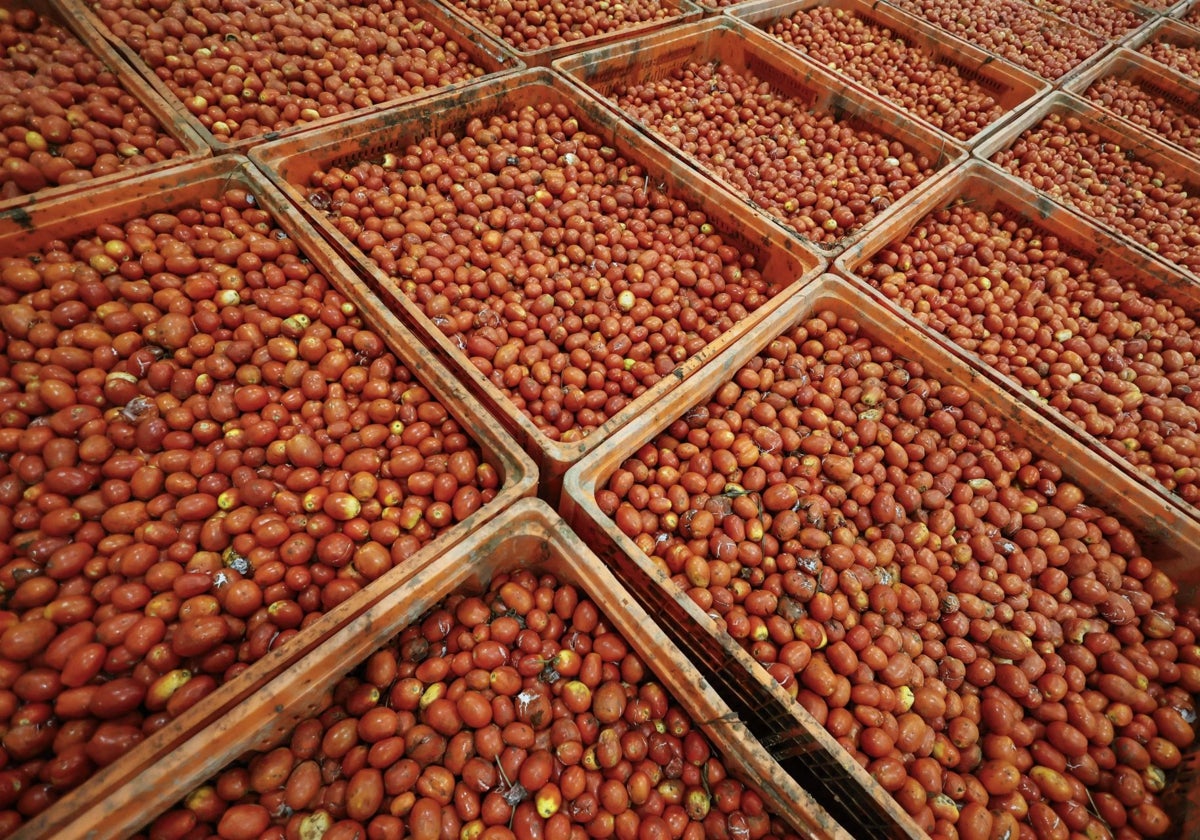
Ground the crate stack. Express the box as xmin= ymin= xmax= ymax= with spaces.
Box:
xmin=2 ymin=0 xmax=1200 ymax=836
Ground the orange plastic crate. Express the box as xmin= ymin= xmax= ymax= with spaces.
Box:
xmin=562 ymin=272 xmax=1200 ymax=840
xmin=74 ymin=0 xmax=522 ymax=155
xmin=974 ymin=90 xmax=1200 ymax=282
xmin=1128 ymin=16 xmax=1200 ymax=79
xmin=553 ymin=18 xmax=967 ymax=258
xmin=250 ymin=68 xmax=823 ymax=504
xmin=726 ymin=0 xmax=1049 ymax=147
xmin=1064 ymin=47 xmax=1200 ymax=163
xmin=1182 ymin=0 xmax=1200 ymax=25
xmin=3 ymin=154 xmax=536 ymax=840
xmin=0 ymin=0 xmax=207 ymax=213
xmin=1019 ymin=0 xmax=1150 ymax=42
xmin=435 ymin=0 xmax=704 ymax=67
xmin=882 ymin=0 xmax=1107 ymax=82
xmin=834 ymin=157 xmax=1200 ymax=520
xmin=91 ymin=499 xmax=855 ymax=840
